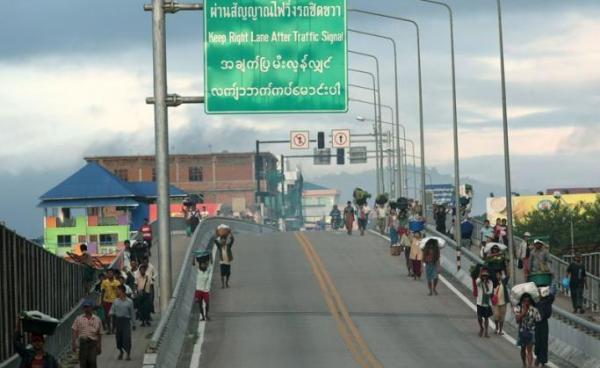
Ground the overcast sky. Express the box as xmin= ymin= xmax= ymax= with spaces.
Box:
xmin=1 ymin=0 xmax=599 ymax=235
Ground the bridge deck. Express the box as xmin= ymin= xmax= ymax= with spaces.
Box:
xmin=189 ymin=231 xmax=523 ymax=368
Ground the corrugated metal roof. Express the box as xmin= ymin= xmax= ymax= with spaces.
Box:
xmin=39 ymin=162 xmax=188 ymax=202
xmin=40 ymin=162 xmax=135 ymax=200
xmin=38 ymin=198 xmax=139 ymax=208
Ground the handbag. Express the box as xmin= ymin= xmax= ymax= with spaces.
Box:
xmin=517 ymin=259 xmax=523 ymax=269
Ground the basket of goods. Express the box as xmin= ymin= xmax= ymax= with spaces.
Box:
xmin=216 ymin=224 xmax=231 ymax=237
xmin=352 ymin=188 xmax=371 ymax=206
xmin=510 ymin=282 xmax=540 ymax=306
xmin=396 ymin=197 xmax=409 ymax=211
xmin=20 ymin=311 xmax=59 ymax=336
xmin=193 ymin=248 xmax=211 ymax=264
xmin=419 ymin=236 xmax=447 ymax=250
xmin=408 ymin=217 xmax=425 ymax=233
xmin=390 ymin=245 xmax=402 ymax=256
xmin=375 ymin=193 xmax=389 ymax=206
xmin=527 ymin=272 xmax=553 ymax=287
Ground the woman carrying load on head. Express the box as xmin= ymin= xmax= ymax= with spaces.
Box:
xmin=213 ymin=224 xmax=234 ymax=289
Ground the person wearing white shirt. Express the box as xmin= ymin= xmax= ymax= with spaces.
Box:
xmin=195 ymin=261 xmax=211 ymax=321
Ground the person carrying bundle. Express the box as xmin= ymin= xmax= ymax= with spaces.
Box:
xmin=212 ymin=224 xmax=234 ymax=289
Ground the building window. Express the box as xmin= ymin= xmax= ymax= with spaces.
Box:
xmin=188 ymin=167 xmax=203 ymax=182
xmin=99 ymin=233 xmax=118 ymax=245
xmin=90 ymin=235 xmax=98 ymax=243
xmin=57 ymin=235 xmax=71 ymax=247
xmin=114 ymin=169 xmax=128 ymax=181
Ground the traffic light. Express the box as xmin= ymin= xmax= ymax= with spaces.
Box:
xmin=317 ymin=131 xmax=325 ymax=149
xmin=336 ymin=148 xmax=345 ymax=165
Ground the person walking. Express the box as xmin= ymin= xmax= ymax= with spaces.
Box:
xmin=529 ymin=240 xmax=550 ymax=274
xmin=535 ymin=286 xmax=555 ymax=367
xmin=72 ymin=300 xmax=102 ymax=368
xmin=475 ymin=267 xmax=493 ymax=338
xmin=492 ymin=270 xmax=509 ymax=336
xmin=434 ymin=205 xmax=447 ymax=234
xmin=409 ymin=232 xmax=423 ymax=280
xmin=109 ymin=285 xmax=135 ymax=360
xmin=422 ymin=238 xmax=440 ymax=296
xmin=329 ymin=204 xmax=341 ymax=231
xmin=387 ymin=208 xmax=399 ymax=247
xmin=566 ymin=255 xmax=587 ymax=314
xmin=518 ymin=232 xmax=532 ymax=280
xmin=399 ymin=229 xmax=412 ymax=277
xmin=515 ymin=294 xmax=542 ymax=368
xmin=135 ymin=264 xmax=152 ymax=326
xmin=214 ymin=224 xmax=234 ymax=288
xmin=480 ymin=220 xmax=494 ymax=244
xmin=195 ymin=260 xmax=211 ymax=321
xmin=139 ymin=219 xmax=153 ymax=255
xmin=343 ymin=201 xmax=355 ymax=235
xmin=357 ymin=203 xmax=369 ymax=236
xmin=14 ymin=316 xmax=59 ymax=368
xmin=100 ymin=269 xmax=120 ymax=334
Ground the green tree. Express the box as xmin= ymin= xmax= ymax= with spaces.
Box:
xmin=515 ymin=196 xmax=600 ymax=253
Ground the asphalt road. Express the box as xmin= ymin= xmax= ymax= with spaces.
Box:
xmin=197 ymin=230 xmax=524 ymax=368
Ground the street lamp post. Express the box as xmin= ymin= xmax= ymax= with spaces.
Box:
xmin=349 ymin=69 xmax=382 ymax=193
xmin=348 ymin=9 xmax=426 ymax=215
xmin=151 ymin=0 xmax=173 ymax=312
xmin=418 ymin=0 xmax=462 ymax=263
xmin=352 ymin=99 xmax=408 ymax=197
xmin=349 ymin=50 xmax=385 ymax=194
xmin=349 ymin=28 xmax=403 ymax=198
xmin=496 ymin=0 xmax=517 ymax=277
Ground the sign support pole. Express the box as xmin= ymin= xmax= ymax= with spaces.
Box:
xmin=151 ymin=0 xmax=172 ymax=313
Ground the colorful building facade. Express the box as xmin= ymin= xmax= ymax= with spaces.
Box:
xmin=39 ymin=162 xmax=186 ymax=257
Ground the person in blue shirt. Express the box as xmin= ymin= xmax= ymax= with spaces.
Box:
xmin=460 ymin=218 xmax=474 ymax=248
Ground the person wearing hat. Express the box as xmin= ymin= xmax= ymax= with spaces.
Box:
xmin=475 ymin=267 xmax=493 ymax=338
xmin=13 ymin=316 xmax=59 ymax=368
xmin=529 ymin=239 xmax=550 ymax=275
xmin=518 ymin=232 xmax=532 ymax=279
xmin=72 ymin=300 xmax=102 ymax=367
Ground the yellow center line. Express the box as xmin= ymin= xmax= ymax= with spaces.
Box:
xmin=294 ymin=233 xmax=369 ymax=368
xmin=296 ymin=232 xmax=383 ymax=368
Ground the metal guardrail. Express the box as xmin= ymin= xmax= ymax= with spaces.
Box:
xmin=564 ymin=252 xmax=600 ymax=277
xmin=0 ymin=222 xmax=95 ymax=366
xmin=145 ymin=217 xmax=277 ymax=368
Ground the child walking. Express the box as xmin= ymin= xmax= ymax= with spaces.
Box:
xmin=476 ymin=267 xmax=493 ymax=338
xmin=195 ymin=261 xmax=211 ymax=321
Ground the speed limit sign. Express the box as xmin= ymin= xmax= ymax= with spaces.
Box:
xmin=290 ymin=131 xmax=310 ymax=149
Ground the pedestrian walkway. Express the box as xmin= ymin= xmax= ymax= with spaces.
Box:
xmin=60 ymin=232 xmax=190 ymax=368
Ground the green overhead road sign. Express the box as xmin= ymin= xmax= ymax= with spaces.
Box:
xmin=204 ymin=0 xmax=348 ymax=114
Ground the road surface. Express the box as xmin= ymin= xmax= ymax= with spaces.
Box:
xmin=195 ymin=230 xmax=524 ymax=368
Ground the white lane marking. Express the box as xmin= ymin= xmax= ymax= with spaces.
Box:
xmin=368 ymin=229 xmax=558 ymax=368
xmin=189 ymin=245 xmax=218 ymax=368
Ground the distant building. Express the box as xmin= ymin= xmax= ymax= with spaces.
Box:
xmin=302 ymin=182 xmax=340 ymax=227
xmin=85 ymin=152 xmax=279 ymax=213
xmin=545 ymin=187 xmax=600 ymax=195
xmin=39 ymin=162 xmax=186 ymax=258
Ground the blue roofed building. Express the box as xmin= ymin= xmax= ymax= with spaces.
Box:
xmin=39 ymin=162 xmax=186 ymax=257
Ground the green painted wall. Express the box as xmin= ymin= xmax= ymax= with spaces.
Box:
xmin=44 ymin=216 xmax=130 ymax=256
